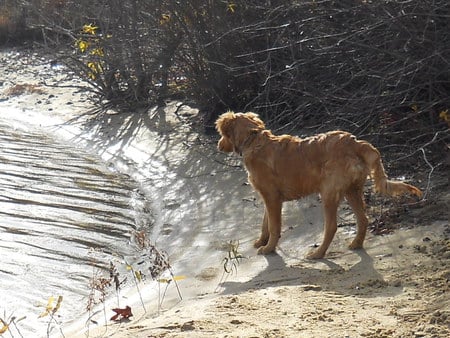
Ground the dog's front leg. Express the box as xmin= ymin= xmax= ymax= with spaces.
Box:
xmin=257 ymin=198 xmax=282 ymax=254
xmin=254 ymin=209 xmax=269 ymax=249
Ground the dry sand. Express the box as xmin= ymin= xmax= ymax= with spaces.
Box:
xmin=0 ymin=48 xmax=449 ymax=338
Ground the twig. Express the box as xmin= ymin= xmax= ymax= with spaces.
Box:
xmin=216 ymin=240 xmax=246 ymax=292
xmin=128 ymin=265 xmax=147 ymax=314
xmin=419 ymin=148 xmax=443 ymax=200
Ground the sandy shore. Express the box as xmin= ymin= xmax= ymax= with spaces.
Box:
xmin=1 ymin=48 xmax=449 ymax=338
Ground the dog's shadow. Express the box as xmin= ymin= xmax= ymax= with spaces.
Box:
xmin=219 ymin=249 xmax=400 ymax=298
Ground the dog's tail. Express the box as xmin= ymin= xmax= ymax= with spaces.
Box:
xmin=357 ymin=141 xmax=423 ymax=198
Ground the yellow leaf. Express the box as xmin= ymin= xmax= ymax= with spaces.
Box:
xmin=172 ymin=275 xmax=186 ymax=281
xmin=53 ymin=296 xmax=63 ymax=314
xmin=82 ymin=24 xmax=98 ymax=35
xmin=39 ymin=296 xmax=54 ymax=318
xmin=77 ymin=40 xmax=89 ymax=53
xmin=227 ymin=2 xmax=236 ymax=13
xmin=87 ymin=62 xmax=103 ymax=75
xmin=439 ymin=109 xmax=449 ymax=121
xmin=46 ymin=296 xmax=55 ymax=309
xmin=39 ymin=296 xmax=62 ymax=318
xmin=160 ymin=14 xmax=170 ymax=25
xmin=135 ymin=270 xmax=142 ymax=282
xmin=90 ymin=48 xmax=104 ymax=57
xmin=87 ymin=62 xmax=96 ymax=71
xmin=0 ymin=324 xmax=8 ymax=334
xmin=158 ymin=275 xmax=186 ymax=283
xmin=411 ymin=104 xmax=418 ymax=112
xmin=0 ymin=319 xmax=9 ymax=334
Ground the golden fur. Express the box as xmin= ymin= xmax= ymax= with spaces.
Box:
xmin=216 ymin=111 xmax=422 ymax=259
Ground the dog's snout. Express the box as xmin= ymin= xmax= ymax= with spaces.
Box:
xmin=218 ymin=138 xmax=227 ymax=151
xmin=217 ymin=138 xmax=224 ymax=151
xmin=218 ymin=137 xmax=233 ymax=153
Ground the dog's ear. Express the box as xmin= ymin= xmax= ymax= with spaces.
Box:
xmin=216 ymin=111 xmax=238 ymax=153
xmin=215 ymin=111 xmax=236 ymax=137
xmin=244 ymin=112 xmax=265 ymax=129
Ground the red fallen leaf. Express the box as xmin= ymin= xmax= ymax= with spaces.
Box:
xmin=110 ymin=306 xmax=133 ymax=321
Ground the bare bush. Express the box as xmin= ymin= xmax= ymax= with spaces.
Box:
xmin=6 ymin=1 xmax=450 ymax=161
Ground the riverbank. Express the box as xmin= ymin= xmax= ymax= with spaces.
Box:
xmin=1 ymin=48 xmax=449 ymax=338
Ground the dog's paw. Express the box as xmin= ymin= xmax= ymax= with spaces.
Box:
xmin=348 ymin=240 xmax=363 ymax=250
xmin=254 ymin=239 xmax=268 ymax=249
xmin=257 ymin=245 xmax=275 ymax=255
xmin=306 ymin=250 xmax=325 ymax=260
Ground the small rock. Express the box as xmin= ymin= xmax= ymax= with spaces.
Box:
xmin=414 ymin=245 xmax=427 ymax=253
xmin=302 ymin=285 xmax=322 ymax=291
xmin=391 ymin=279 xmax=402 ymax=287
xmin=180 ymin=320 xmax=195 ymax=331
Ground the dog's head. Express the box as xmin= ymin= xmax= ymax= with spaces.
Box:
xmin=215 ymin=111 xmax=265 ymax=154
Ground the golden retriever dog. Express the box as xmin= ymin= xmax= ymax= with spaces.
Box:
xmin=216 ymin=111 xmax=422 ymax=259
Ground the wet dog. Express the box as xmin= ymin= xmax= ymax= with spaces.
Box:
xmin=215 ymin=111 xmax=422 ymax=258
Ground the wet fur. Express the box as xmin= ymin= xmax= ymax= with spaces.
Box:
xmin=216 ymin=111 xmax=422 ymax=258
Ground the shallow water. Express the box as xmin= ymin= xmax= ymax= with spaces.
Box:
xmin=0 ymin=117 xmax=154 ymax=336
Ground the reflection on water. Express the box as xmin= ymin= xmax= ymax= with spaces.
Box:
xmin=0 ymin=118 xmax=154 ymax=335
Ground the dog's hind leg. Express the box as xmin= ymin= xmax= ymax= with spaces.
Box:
xmin=307 ymin=196 xmax=339 ymax=259
xmin=345 ymin=188 xmax=369 ymax=250
xmin=257 ymin=199 xmax=282 ymax=254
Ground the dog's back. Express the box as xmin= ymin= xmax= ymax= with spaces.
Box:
xmin=245 ymin=130 xmax=421 ymax=200
xmin=245 ymin=130 xmax=366 ymax=200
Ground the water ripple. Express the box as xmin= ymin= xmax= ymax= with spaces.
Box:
xmin=0 ymin=119 xmax=154 ymax=336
